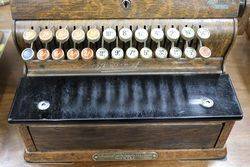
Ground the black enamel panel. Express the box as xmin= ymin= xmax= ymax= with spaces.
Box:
xmin=8 ymin=74 xmax=242 ymax=123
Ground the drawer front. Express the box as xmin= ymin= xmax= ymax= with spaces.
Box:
xmin=11 ymin=0 xmax=240 ymax=20
xmin=29 ymin=123 xmax=223 ymax=151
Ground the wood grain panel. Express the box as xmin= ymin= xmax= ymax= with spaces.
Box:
xmin=11 ymin=0 xmax=241 ymax=20
xmin=24 ymin=148 xmax=227 ymax=163
xmin=29 ymin=123 xmax=223 ymax=151
xmin=26 ymin=58 xmax=223 ymax=76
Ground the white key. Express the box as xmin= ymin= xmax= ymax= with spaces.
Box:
xmin=166 ymin=28 xmax=180 ymax=42
xmin=181 ymin=27 xmax=195 ymax=41
xmin=126 ymin=47 xmax=139 ymax=59
xmin=21 ymin=48 xmax=35 ymax=61
xmin=119 ymin=27 xmax=132 ymax=42
xmin=198 ymin=46 xmax=212 ymax=58
xmin=71 ymin=28 xmax=85 ymax=44
xmin=155 ymin=47 xmax=168 ymax=59
xmin=23 ymin=29 xmax=37 ymax=43
xmin=39 ymin=29 xmax=53 ymax=44
xmin=111 ymin=47 xmax=124 ymax=60
xmin=170 ymin=47 xmax=182 ymax=59
xmin=140 ymin=47 xmax=153 ymax=59
xmin=103 ymin=28 xmax=116 ymax=43
xmin=184 ymin=47 xmax=197 ymax=59
xmin=135 ymin=28 xmax=148 ymax=43
xmin=197 ymin=28 xmax=210 ymax=41
xmin=87 ymin=28 xmax=100 ymax=43
xmin=151 ymin=28 xmax=164 ymax=42
xmin=96 ymin=48 xmax=109 ymax=60
xmin=56 ymin=28 xmax=69 ymax=43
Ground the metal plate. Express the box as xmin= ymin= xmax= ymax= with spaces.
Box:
xmin=92 ymin=151 xmax=158 ymax=161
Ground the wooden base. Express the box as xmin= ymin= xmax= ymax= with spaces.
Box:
xmin=24 ymin=148 xmax=227 ymax=163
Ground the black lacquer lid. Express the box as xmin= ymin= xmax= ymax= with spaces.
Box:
xmin=8 ymin=74 xmax=243 ymax=124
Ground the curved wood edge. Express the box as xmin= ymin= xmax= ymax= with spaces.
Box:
xmin=24 ymin=148 xmax=227 ymax=163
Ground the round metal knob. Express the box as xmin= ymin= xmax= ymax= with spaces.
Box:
xmin=181 ymin=27 xmax=195 ymax=41
xmin=67 ymin=48 xmax=80 ymax=60
xmin=170 ymin=47 xmax=182 ymax=59
xmin=184 ymin=47 xmax=197 ymax=59
xmin=151 ymin=28 xmax=164 ymax=42
xmin=166 ymin=28 xmax=180 ymax=42
xmin=39 ymin=29 xmax=53 ymax=44
xmin=56 ymin=28 xmax=69 ymax=43
xmin=155 ymin=47 xmax=168 ymax=59
xmin=81 ymin=48 xmax=94 ymax=61
xmin=37 ymin=48 xmax=50 ymax=61
xmin=21 ymin=48 xmax=35 ymax=61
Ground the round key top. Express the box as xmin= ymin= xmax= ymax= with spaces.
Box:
xmin=103 ymin=28 xmax=116 ymax=43
xmin=151 ymin=28 xmax=164 ymax=42
xmin=126 ymin=47 xmax=139 ymax=59
xmin=184 ymin=47 xmax=197 ymax=59
xmin=111 ymin=47 xmax=124 ymax=60
xmin=52 ymin=48 xmax=65 ymax=60
xmin=135 ymin=28 xmax=148 ymax=43
xmin=39 ymin=29 xmax=53 ymax=44
xmin=37 ymin=48 xmax=50 ymax=61
xmin=119 ymin=27 xmax=132 ymax=42
xmin=197 ymin=28 xmax=210 ymax=41
xmin=155 ymin=47 xmax=168 ymax=59
xmin=87 ymin=28 xmax=100 ymax=43
xmin=21 ymin=48 xmax=35 ymax=61
xmin=67 ymin=48 xmax=80 ymax=60
xmin=170 ymin=47 xmax=182 ymax=59
xmin=23 ymin=29 xmax=37 ymax=44
xmin=56 ymin=28 xmax=69 ymax=43
xmin=96 ymin=48 xmax=109 ymax=60
xmin=71 ymin=28 xmax=85 ymax=44
xmin=81 ymin=48 xmax=94 ymax=61
xmin=166 ymin=28 xmax=180 ymax=42
xmin=199 ymin=46 xmax=212 ymax=58
xmin=181 ymin=27 xmax=195 ymax=41
xmin=140 ymin=47 xmax=153 ymax=59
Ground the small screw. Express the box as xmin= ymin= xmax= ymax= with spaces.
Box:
xmin=37 ymin=101 xmax=50 ymax=111
xmin=201 ymin=97 xmax=214 ymax=108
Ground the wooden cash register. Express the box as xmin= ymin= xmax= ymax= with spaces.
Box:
xmin=8 ymin=0 xmax=245 ymax=163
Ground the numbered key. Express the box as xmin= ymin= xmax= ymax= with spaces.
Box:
xmin=87 ymin=28 xmax=100 ymax=43
xmin=52 ymin=48 xmax=65 ymax=60
xmin=135 ymin=28 xmax=148 ymax=43
xmin=166 ymin=28 xmax=180 ymax=42
xmin=151 ymin=28 xmax=164 ymax=43
xmin=184 ymin=47 xmax=197 ymax=59
xmin=37 ymin=48 xmax=50 ymax=61
xmin=126 ymin=47 xmax=139 ymax=59
xmin=119 ymin=27 xmax=132 ymax=42
xmin=23 ymin=29 xmax=37 ymax=44
xmin=198 ymin=46 xmax=212 ymax=58
xmin=155 ymin=47 xmax=168 ymax=59
xmin=67 ymin=48 xmax=80 ymax=60
xmin=39 ymin=29 xmax=53 ymax=44
xmin=21 ymin=48 xmax=35 ymax=61
xmin=112 ymin=47 xmax=124 ymax=60
xmin=55 ymin=28 xmax=69 ymax=43
xmin=103 ymin=28 xmax=116 ymax=43
xmin=81 ymin=48 xmax=94 ymax=61
xmin=181 ymin=27 xmax=195 ymax=41
xmin=96 ymin=47 xmax=109 ymax=60
xmin=170 ymin=47 xmax=182 ymax=59
xmin=197 ymin=28 xmax=210 ymax=41
xmin=72 ymin=28 xmax=85 ymax=44
xmin=140 ymin=47 xmax=153 ymax=59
